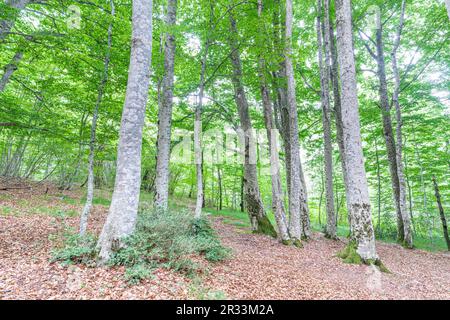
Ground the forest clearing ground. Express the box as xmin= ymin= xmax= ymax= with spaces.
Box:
xmin=0 ymin=182 xmax=449 ymax=300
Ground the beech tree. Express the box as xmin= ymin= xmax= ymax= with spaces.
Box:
xmin=228 ymin=7 xmax=276 ymax=237
xmin=80 ymin=0 xmax=115 ymax=236
xmin=1 ymin=0 xmax=449 ymax=268
xmin=316 ymin=0 xmax=336 ymax=239
xmin=334 ymin=0 xmax=378 ymax=261
xmin=257 ymin=0 xmax=290 ymax=242
xmin=154 ymin=0 xmax=178 ymax=210
xmin=359 ymin=0 xmax=412 ymax=247
xmin=96 ymin=0 xmax=154 ymax=263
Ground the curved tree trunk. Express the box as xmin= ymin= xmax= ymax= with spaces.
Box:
xmin=228 ymin=10 xmax=276 ymax=238
xmin=96 ymin=0 xmax=154 ymax=264
xmin=0 ymin=0 xmax=29 ymax=92
xmin=432 ymin=176 xmax=450 ymax=251
xmin=0 ymin=0 xmax=30 ymax=41
xmin=154 ymin=0 xmax=178 ymax=210
xmin=335 ymin=0 xmax=378 ymax=261
xmin=0 ymin=51 xmax=23 ymax=93
xmin=392 ymin=0 xmax=413 ymax=248
xmin=374 ymin=16 xmax=405 ymax=243
xmin=79 ymin=0 xmax=115 ymax=236
xmin=257 ymin=0 xmax=290 ymax=242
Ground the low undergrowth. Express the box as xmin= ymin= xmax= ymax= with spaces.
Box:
xmin=51 ymin=230 xmax=97 ymax=267
xmin=51 ymin=209 xmax=231 ymax=284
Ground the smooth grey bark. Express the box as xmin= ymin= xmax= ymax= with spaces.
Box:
xmin=79 ymin=0 xmax=115 ymax=236
xmin=372 ymin=14 xmax=405 ymax=243
xmin=270 ymin=0 xmax=294 ymax=222
xmin=270 ymin=0 xmax=310 ymax=241
xmin=391 ymin=0 xmax=413 ymax=248
xmin=257 ymin=0 xmax=290 ymax=242
xmin=335 ymin=0 xmax=378 ymax=261
xmin=285 ymin=0 xmax=304 ymax=244
xmin=0 ymin=0 xmax=29 ymax=41
xmin=326 ymin=2 xmax=352 ymax=234
xmin=403 ymin=141 xmax=416 ymax=235
xmin=154 ymin=0 xmax=177 ymax=210
xmin=194 ymin=2 xmax=212 ymax=219
xmin=374 ymin=136 xmax=382 ymax=236
xmin=96 ymin=0 xmax=153 ymax=264
xmin=432 ymin=176 xmax=450 ymax=251
xmin=194 ymin=71 xmax=205 ymax=218
xmin=317 ymin=0 xmax=336 ymax=239
xmin=413 ymin=128 xmax=432 ymax=240
xmin=217 ymin=166 xmax=223 ymax=210
xmin=194 ymin=2 xmax=217 ymax=216
xmin=0 ymin=51 xmax=23 ymax=93
xmin=228 ymin=11 xmax=276 ymax=237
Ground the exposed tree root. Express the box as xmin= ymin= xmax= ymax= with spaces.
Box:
xmin=253 ymin=215 xmax=277 ymax=238
xmin=337 ymin=242 xmax=390 ymax=273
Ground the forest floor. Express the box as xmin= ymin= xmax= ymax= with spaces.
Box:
xmin=1 ymin=181 xmax=449 ymax=300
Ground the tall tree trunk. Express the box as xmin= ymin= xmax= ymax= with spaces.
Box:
xmin=403 ymin=140 xmax=416 ymax=235
xmin=272 ymin=0 xmax=311 ymax=240
xmin=240 ymin=173 xmax=244 ymax=212
xmin=413 ymin=129 xmax=432 ymax=240
xmin=79 ymin=0 xmax=115 ymax=236
xmin=154 ymin=0 xmax=177 ymax=210
xmin=375 ymin=136 xmax=382 ymax=236
xmin=0 ymin=0 xmax=28 ymax=92
xmin=271 ymin=0 xmax=295 ymax=225
xmin=284 ymin=0 xmax=305 ymax=245
xmin=432 ymin=176 xmax=450 ymax=251
xmin=96 ymin=0 xmax=153 ymax=264
xmin=194 ymin=2 xmax=213 ymax=219
xmin=257 ymin=0 xmax=290 ymax=242
xmin=327 ymin=6 xmax=352 ymax=234
xmin=391 ymin=0 xmax=413 ymax=248
xmin=228 ymin=10 xmax=276 ymax=237
xmin=335 ymin=0 xmax=378 ymax=262
xmin=373 ymin=13 xmax=405 ymax=244
xmin=194 ymin=79 xmax=204 ymax=218
xmin=0 ymin=51 xmax=23 ymax=93
xmin=217 ymin=166 xmax=223 ymax=211
xmin=317 ymin=0 xmax=336 ymax=239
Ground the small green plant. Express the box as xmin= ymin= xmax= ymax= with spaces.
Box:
xmin=124 ymin=263 xmax=154 ymax=284
xmin=109 ymin=209 xmax=230 ymax=283
xmin=51 ymin=231 xmax=97 ymax=266
xmin=0 ymin=206 xmax=13 ymax=216
xmin=188 ymin=277 xmax=227 ymax=300
xmin=191 ymin=218 xmax=231 ymax=262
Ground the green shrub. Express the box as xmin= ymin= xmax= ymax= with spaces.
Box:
xmin=191 ymin=218 xmax=231 ymax=262
xmin=188 ymin=277 xmax=227 ymax=300
xmin=51 ymin=231 xmax=97 ymax=266
xmin=124 ymin=263 xmax=153 ymax=284
xmin=110 ymin=209 xmax=230 ymax=283
xmin=50 ymin=209 xmax=230 ymax=284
